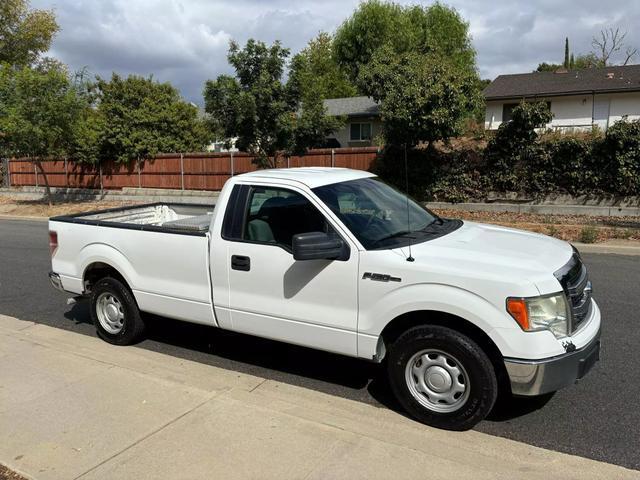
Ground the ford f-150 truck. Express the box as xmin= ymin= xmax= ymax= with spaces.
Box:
xmin=48 ymin=168 xmax=600 ymax=430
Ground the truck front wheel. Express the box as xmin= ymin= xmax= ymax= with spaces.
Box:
xmin=90 ymin=277 xmax=146 ymax=345
xmin=387 ymin=324 xmax=497 ymax=431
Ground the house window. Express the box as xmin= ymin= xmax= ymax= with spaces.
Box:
xmin=350 ymin=123 xmax=372 ymax=141
xmin=502 ymin=102 xmax=551 ymax=123
xmin=502 ymin=103 xmax=518 ymax=123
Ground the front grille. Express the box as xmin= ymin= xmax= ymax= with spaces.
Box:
xmin=554 ymin=253 xmax=593 ymax=333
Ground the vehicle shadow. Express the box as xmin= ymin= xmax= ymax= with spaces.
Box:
xmin=63 ymin=301 xmax=547 ymax=424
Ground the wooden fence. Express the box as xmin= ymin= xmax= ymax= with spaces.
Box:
xmin=7 ymin=147 xmax=380 ymax=191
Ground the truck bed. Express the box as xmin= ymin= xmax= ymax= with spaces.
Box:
xmin=50 ymin=203 xmax=215 ymax=235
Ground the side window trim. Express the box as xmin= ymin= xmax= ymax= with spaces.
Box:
xmin=221 ymin=184 xmax=251 ymax=241
xmin=222 ymin=183 xmax=352 ymax=259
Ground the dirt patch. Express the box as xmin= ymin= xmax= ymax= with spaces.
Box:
xmin=432 ymin=209 xmax=640 ymax=244
xmin=0 ymin=196 xmax=140 ymax=218
xmin=0 ymin=464 xmax=28 ymax=480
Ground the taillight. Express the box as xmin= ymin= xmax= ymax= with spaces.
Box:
xmin=49 ymin=231 xmax=58 ymax=257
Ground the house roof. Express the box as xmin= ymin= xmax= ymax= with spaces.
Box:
xmin=484 ymin=64 xmax=640 ymax=100
xmin=323 ymin=96 xmax=380 ymax=117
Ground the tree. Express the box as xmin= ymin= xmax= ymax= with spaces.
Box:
xmin=536 ymin=62 xmax=562 ymax=72
xmin=0 ymin=0 xmax=58 ymax=67
xmin=288 ymin=32 xmax=357 ymax=101
xmin=359 ymin=46 xmax=481 ymax=147
xmin=204 ymin=39 xmax=341 ymax=168
xmin=333 ymin=0 xmax=476 ymax=83
xmin=564 ymin=37 xmax=570 ymax=68
xmin=484 ymin=102 xmax=553 ymax=191
xmin=0 ymin=62 xmax=87 ymax=204
xmin=591 ymin=27 xmax=637 ymax=66
xmin=85 ymin=74 xmax=209 ymax=164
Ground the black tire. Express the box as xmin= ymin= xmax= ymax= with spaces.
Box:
xmin=90 ymin=276 xmax=146 ymax=345
xmin=387 ymin=324 xmax=497 ymax=431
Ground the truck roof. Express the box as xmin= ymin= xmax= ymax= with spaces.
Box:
xmin=236 ymin=167 xmax=376 ymax=188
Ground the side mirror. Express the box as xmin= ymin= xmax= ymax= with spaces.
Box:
xmin=292 ymin=232 xmax=346 ymax=261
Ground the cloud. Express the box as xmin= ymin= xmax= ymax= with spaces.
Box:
xmin=33 ymin=0 xmax=640 ymax=103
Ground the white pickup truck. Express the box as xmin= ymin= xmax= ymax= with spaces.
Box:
xmin=48 ymin=168 xmax=600 ymax=430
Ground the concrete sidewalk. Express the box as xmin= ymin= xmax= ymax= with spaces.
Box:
xmin=0 ymin=314 xmax=637 ymax=480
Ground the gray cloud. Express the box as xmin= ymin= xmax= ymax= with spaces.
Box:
xmin=33 ymin=0 xmax=640 ymax=103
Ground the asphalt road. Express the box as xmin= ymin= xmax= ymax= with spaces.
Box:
xmin=1 ymin=218 xmax=639 ymax=470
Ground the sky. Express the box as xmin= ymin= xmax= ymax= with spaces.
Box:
xmin=32 ymin=0 xmax=640 ymax=104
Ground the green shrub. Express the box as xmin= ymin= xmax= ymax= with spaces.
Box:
xmin=595 ymin=119 xmax=640 ymax=195
xmin=372 ymin=117 xmax=640 ymax=201
xmin=579 ymin=225 xmax=599 ymax=243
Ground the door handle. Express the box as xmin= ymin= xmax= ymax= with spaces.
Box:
xmin=231 ymin=255 xmax=251 ymax=271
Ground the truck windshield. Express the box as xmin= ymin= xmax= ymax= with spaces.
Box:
xmin=313 ymin=177 xmax=443 ymax=250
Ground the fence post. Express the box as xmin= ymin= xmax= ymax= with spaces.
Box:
xmin=137 ymin=157 xmax=142 ymax=188
xmin=99 ymin=163 xmax=103 ymax=193
xmin=180 ymin=153 xmax=185 ymax=190
xmin=4 ymin=159 xmax=11 ymax=187
xmin=230 ymin=151 xmax=234 ymax=176
xmin=331 ymin=149 xmax=335 ymax=168
xmin=286 ymin=155 xmax=290 ymax=169
xmin=64 ymin=157 xmax=69 ymax=188
xmin=34 ymin=162 xmax=38 ymax=188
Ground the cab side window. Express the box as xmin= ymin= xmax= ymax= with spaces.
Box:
xmin=243 ymin=186 xmax=332 ymax=250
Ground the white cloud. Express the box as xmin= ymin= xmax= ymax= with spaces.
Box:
xmin=32 ymin=0 xmax=640 ymax=102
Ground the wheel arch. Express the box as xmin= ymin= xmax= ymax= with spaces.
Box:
xmin=83 ymin=261 xmax=131 ymax=294
xmin=380 ymin=310 xmax=510 ymax=394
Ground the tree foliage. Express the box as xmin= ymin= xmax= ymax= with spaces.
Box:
xmin=288 ymin=32 xmax=357 ymax=101
xmin=0 ymin=62 xmax=88 ymax=203
xmin=79 ymin=74 xmax=209 ymax=164
xmin=204 ymin=39 xmax=341 ymax=168
xmin=484 ymin=102 xmax=553 ymax=191
xmin=333 ymin=0 xmax=476 ymax=83
xmin=0 ymin=0 xmax=58 ymax=67
xmin=359 ymin=46 xmax=481 ymax=146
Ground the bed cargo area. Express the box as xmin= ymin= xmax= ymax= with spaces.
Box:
xmin=80 ymin=204 xmax=215 ymax=232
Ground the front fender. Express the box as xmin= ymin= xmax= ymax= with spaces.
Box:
xmin=357 ymin=283 xmax=534 ymax=359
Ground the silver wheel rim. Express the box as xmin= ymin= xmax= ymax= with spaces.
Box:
xmin=405 ymin=349 xmax=470 ymax=413
xmin=96 ymin=292 xmax=125 ymax=334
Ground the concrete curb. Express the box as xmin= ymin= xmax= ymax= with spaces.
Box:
xmin=574 ymin=242 xmax=640 ymax=256
xmin=427 ymin=201 xmax=640 ymax=217
xmin=0 ymin=187 xmax=218 ymax=205
xmin=0 ymin=214 xmax=48 ymax=222
xmin=1 ymin=314 xmax=638 ymax=480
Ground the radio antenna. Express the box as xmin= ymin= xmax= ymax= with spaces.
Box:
xmin=404 ymin=143 xmax=414 ymax=262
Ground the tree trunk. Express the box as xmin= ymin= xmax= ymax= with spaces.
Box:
xmin=35 ymin=159 xmax=54 ymax=207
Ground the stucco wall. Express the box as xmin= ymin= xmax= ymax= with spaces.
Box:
xmin=328 ymin=117 xmax=383 ymax=147
xmin=485 ymin=92 xmax=640 ymax=131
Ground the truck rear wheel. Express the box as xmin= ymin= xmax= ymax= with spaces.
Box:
xmin=387 ymin=324 xmax=497 ymax=431
xmin=90 ymin=277 xmax=145 ymax=345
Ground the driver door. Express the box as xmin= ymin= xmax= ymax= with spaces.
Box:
xmin=222 ymin=184 xmax=360 ymax=356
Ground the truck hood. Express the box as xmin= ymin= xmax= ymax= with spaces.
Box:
xmin=398 ymin=221 xmax=573 ymax=292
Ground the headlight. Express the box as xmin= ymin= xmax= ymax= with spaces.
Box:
xmin=506 ymin=293 xmax=570 ymax=339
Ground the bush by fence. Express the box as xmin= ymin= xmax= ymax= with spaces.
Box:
xmin=374 ymin=115 xmax=640 ymax=202
xmin=7 ymin=147 xmax=379 ymax=191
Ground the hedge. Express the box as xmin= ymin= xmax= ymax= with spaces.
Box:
xmin=373 ymin=103 xmax=640 ymax=202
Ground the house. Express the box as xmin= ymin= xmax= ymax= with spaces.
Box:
xmin=483 ymin=64 xmax=640 ymax=131
xmin=323 ymin=96 xmax=382 ymax=147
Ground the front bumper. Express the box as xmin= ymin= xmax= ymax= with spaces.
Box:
xmin=504 ymin=328 xmax=601 ymax=396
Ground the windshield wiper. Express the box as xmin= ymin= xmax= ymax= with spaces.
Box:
xmin=371 ymin=230 xmax=415 ymax=247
